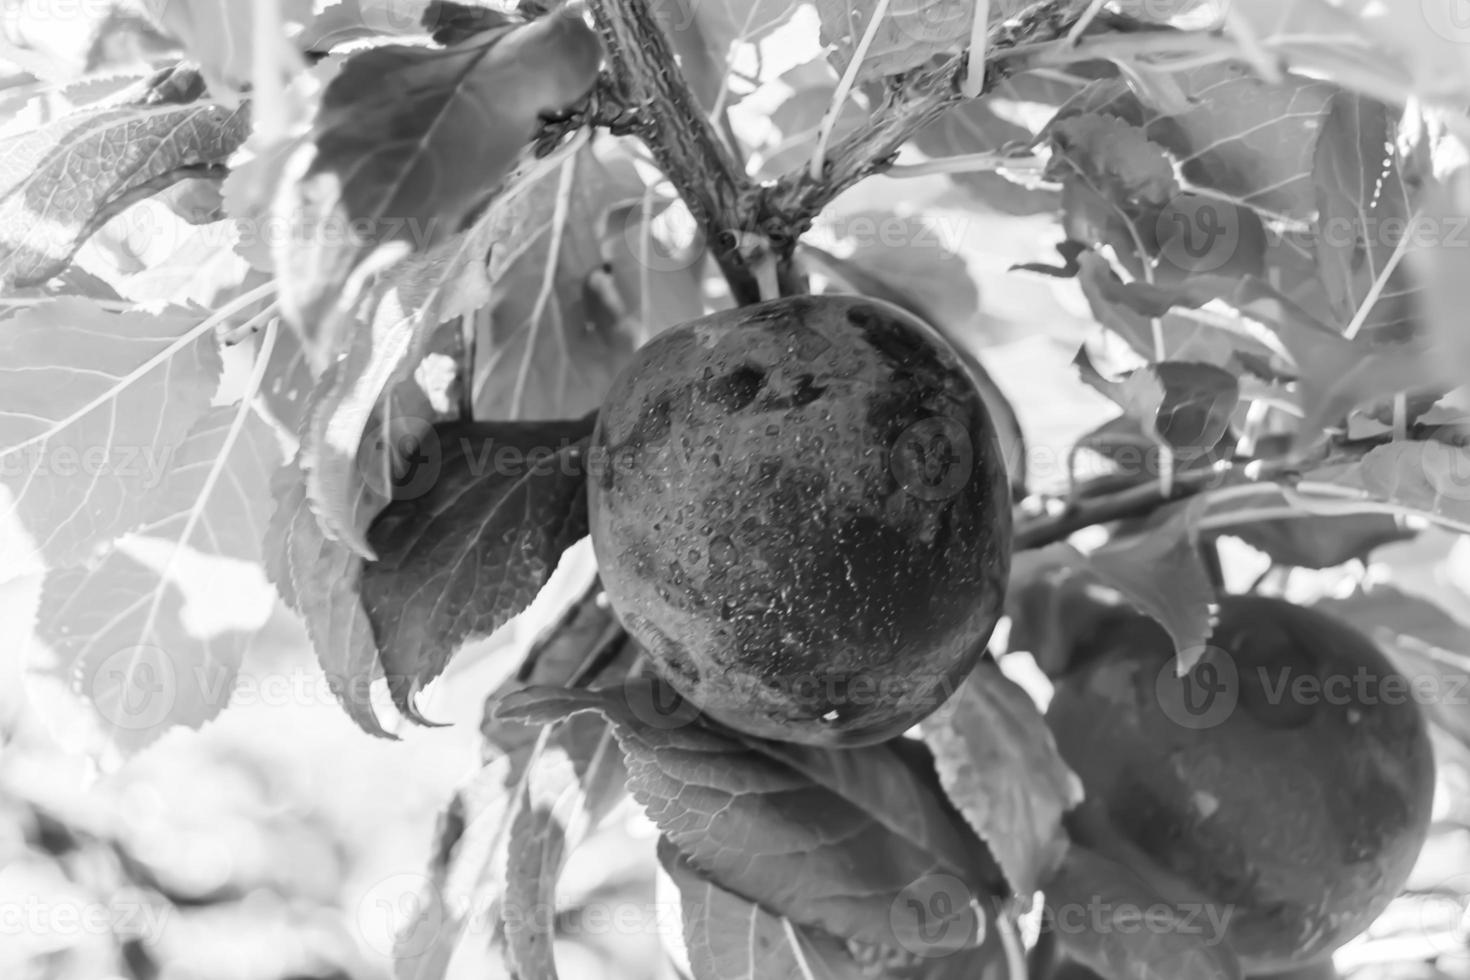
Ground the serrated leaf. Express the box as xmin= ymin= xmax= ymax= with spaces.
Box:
xmin=502 ymin=716 xmax=628 ymax=979
xmin=659 ymin=837 xmax=871 ymax=980
xmin=498 ymin=680 xmax=1004 ymax=954
xmin=136 ymin=404 xmax=281 ymax=563
xmin=264 ymin=456 xmax=390 ymax=737
xmin=0 ymin=89 xmax=248 ymax=288
xmin=274 ymin=12 xmax=600 ymax=337
xmin=0 ymin=298 xmax=221 ymax=567
xmin=1011 ymin=504 xmax=1217 ymax=669
xmin=1088 ymin=502 xmax=1217 ymax=663
xmin=360 ymin=417 xmax=595 ymax=721
xmin=1044 ymin=846 xmax=1242 ymax=980
xmin=920 ymin=660 xmax=1082 ymax=897
xmin=1314 ymin=584 xmax=1470 ymax=748
xmin=37 ymin=542 xmax=259 ymax=755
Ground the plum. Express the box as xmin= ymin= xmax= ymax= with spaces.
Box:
xmin=588 ymin=295 xmax=1012 ymax=746
xmin=1046 ymin=595 xmax=1435 ymax=972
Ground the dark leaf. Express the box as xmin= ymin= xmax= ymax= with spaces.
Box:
xmin=1120 ymin=361 xmax=1240 ymax=453
xmin=275 ymin=11 xmax=601 ymax=337
xmin=497 ymin=680 xmax=1004 ymax=954
xmin=361 ymin=417 xmax=596 ymax=722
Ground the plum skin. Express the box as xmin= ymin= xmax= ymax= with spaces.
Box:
xmin=1047 ymin=595 xmax=1435 ymax=973
xmin=587 ymin=294 xmax=1012 ymax=747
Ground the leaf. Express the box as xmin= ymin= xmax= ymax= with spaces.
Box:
xmin=142 ymin=0 xmax=314 ymax=96
xmin=298 ymin=0 xmax=436 ymax=51
xmin=0 ymin=81 xmax=249 ymax=288
xmin=1313 ymin=584 xmax=1470 ymax=748
xmin=1046 ymin=115 xmax=1177 ymax=272
xmin=393 ymin=745 xmax=533 ymax=980
xmin=273 ymin=11 xmax=601 ymax=338
xmin=920 ymin=660 xmax=1082 ymax=897
xmin=0 ymin=298 xmax=221 ymax=567
xmin=815 ymin=0 xmax=972 ymax=79
xmin=474 ymin=148 xmax=654 ymax=422
xmin=1226 ymin=514 xmax=1413 ymax=568
xmin=263 ymin=455 xmax=390 ymax=737
xmin=502 ymin=715 xmax=629 ymax=979
xmin=913 ymin=73 xmax=1071 ymax=215
xmin=685 ymin=0 xmax=798 ymax=51
xmin=1312 ymin=93 xmax=1418 ymax=337
xmin=36 ymin=542 xmax=262 ymax=755
xmin=135 ymin=405 xmax=281 ymax=563
xmin=1307 ymin=441 xmax=1470 ymax=534
xmin=1044 ymin=846 xmax=1243 ymax=980
xmin=497 ymin=680 xmax=1004 ymax=954
xmin=1117 ymin=361 xmax=1240 ymax=452
xmin=659 ymin=837 xmax=871 ymax=980
xmin=360 ymin=417 xmax=595 ymax=721
xmin=1088 ymin=502 xmax=1217 ymax=663
xmin=1010 ymin=504 xmax=1218 ymax=669
xmin=1063 ymin=62 xmax=1337 ymax=221
xmin=298 ymin=134 xmax=603 ymax=559
xmin=480 ymin=580 xmax=642 ymax=758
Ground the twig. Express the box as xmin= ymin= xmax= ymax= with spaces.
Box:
xmin=584 ymin=0 xmax=761 ymax=305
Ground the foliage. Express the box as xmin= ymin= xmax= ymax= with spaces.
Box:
xmin=5 ymin=0 xmax=1470 ymax=978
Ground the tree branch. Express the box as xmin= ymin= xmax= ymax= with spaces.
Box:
xmin=757 ymin=2 xmax=1085 ymax=255
xmin=583 ymin=0 xmax=762 ymax=305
